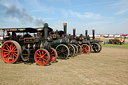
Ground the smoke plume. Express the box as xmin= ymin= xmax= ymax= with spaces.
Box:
xmin=5 ymin=5 xmax=45 ymax=26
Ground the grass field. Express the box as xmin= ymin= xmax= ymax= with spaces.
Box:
xmin=0 ymin=47 xmax=128 ymax=85
xmin=102 ymin=43 xmax=128 ymax=49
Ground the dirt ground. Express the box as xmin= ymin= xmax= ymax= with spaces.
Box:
xmin=0 ymin=47 xmax=128 ymax=85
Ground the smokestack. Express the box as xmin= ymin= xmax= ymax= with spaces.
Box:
xmin=92 ymin=29 xmax=95 ymax=39
xmin=63 ymin=23 xmax=67 ymax=37
xmin=85 ymin=30 xmax=88 ymax=38
xmin=44 ymin=23 xmax=48 ymax=42
xmin=73 ymin=28 xmax=76 ymax=37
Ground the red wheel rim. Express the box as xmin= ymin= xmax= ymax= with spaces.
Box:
xmin=1 ymin=41 xmax=18 ymax=63
xmin=50 ymin=49 xmax=56 ymax=63
xmin=34 ymin=49 xmax=49 ymax=65
xmin=82 ymin=44 xmax=90 ymax=54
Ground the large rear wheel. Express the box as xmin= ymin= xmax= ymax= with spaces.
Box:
xmin=91 ymin=43 xmax=102 ymax=53
xmin=1 ymin=41 xmax=21 ymax=63
xmin=96 ymin=43 xmax=102 ymax=53
xmin=56 ymin=44 xmax=69 ymax=59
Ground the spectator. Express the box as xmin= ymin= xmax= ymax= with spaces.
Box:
xmin=4 ymin=31 xmax=11 ymax=40
xmin=7 ymin=31 xmax=10 ymax=36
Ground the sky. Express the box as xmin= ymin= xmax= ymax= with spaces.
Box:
xmin=0 ymin=0 xmax=128 ymax=35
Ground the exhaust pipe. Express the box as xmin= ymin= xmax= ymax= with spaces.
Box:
xmin=85 ymin=30 xmax=88 ymax=38
xmin=63 ymin=23 xmax=67 ymax=37
xmin=92 ymin=29 xmax=95 ymax=40
xmin=44 ymin=23 xmax=48 ymax=42
xmin=73 ymin=28 xmax=76 ymax=37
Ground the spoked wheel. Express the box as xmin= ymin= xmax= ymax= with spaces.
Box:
xmin=91 ymin=43 xmax=102 ymax=53
xmin=72 ymin=44 xmax=78 ymax=56
xmin=56 ymin=44 xmax=69 ymax=59
xmin=81 ymin=44 xmax=90 ymax=54
xmin=76 ymin=44 xmax=82 ymax=55
xmin=49 ymin=48 xmax=57 ymax=63
xmin=34 ymin=49 xmax=50 ymax=66
xmin=1 ymin=41 xmax=21 ymax=64
xmin=97 ymin=43 xmax=102 ymax=52
xmin=68 ymin=44 xmax=75 ymax=57
xmin=21 ymin=49 xmax=30 ymax=62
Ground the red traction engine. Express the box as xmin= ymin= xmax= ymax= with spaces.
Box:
xmin=1 ymin=23 xmax=57 ymax=66
xmin=71 ymin=29 xmax=91 ymax=54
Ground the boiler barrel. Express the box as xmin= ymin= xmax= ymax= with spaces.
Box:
xmin=53 ymin=39 xmax=61 ymax=46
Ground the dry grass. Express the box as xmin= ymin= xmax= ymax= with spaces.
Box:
xmin=0 ymin=47 xmax=128 ymax=85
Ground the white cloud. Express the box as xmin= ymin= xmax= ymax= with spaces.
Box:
xmin=0 ymin=0 xmax=22 ymax=8
xmin=51 ymin=21 xmax=64 ymax=30
xmin=61 ymin=9 xmax=101 ymax=20
xmin=86 ymin=21 xmax=108 ymax=26
xmin=114 ymin=0 xmax=128 ymax=14
xmin=67 ymin=1 xmax=115 ymax=8
xmin=24 ymin=0 xmax=56 ymax=13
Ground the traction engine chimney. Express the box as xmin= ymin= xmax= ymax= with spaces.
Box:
xmin=63 ymin=23 xmax=67 ymax=37
xmin=73 ymin=28 xmax=76 ymax=38
xmin=44 ymin=23 xmax=48 ymax=42
xmin=92 ymin=29 xmax=95 ymax=40
xmin=85 ymin=30 xmax=88 ymax=38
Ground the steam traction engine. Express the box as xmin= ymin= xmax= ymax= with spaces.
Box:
xmin=84 ymin=29 xmax=102 ymax=53
xmin=1 ymin=23 xmax=57 ymax=66
xmin=69 ymin=28 xmax=90 ymax=54
xmin=68 ymin=28 xmax=82 ymax=55
xmin=48 ymin=23 xmax=76 ymax=59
